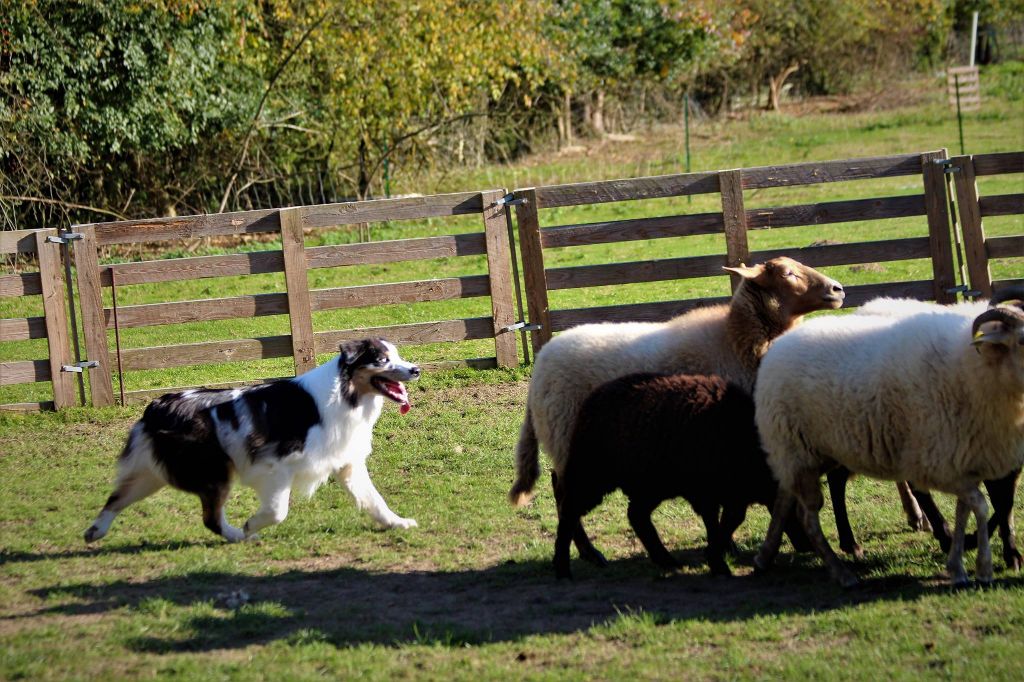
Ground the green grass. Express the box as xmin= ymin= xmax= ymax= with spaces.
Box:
xmin=1 ymin=71 xmax=1023 ymax=677
xmin=1 ymin=372 xmax=1023 ymax=680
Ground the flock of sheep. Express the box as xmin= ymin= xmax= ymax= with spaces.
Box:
xmin=509 ymin=257 xmax=1024 ymax=588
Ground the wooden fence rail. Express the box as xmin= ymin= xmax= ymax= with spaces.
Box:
xmin=2 ymin=149 xmax=1021 ymax=411
xmin=58 ymin=189 xmax=520 ymax=406
xmin=513 ymin=150 xmax=963 ymax=354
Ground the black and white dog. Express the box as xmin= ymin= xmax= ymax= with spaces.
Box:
xmin=84 ymin=338 xmax=420 ymax=543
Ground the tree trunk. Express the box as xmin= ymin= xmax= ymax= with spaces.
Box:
xmin=593 ymin=89 xmax=606 ymax=136
xmin=561 ymin=89 xmax=573 ymax=146
xmin=357 ymin=139 xmax=370 ymax=200
xmin=769 ymin=62 xmax=801 ymax=111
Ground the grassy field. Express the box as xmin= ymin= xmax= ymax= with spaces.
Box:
xmin=2 ymin=374 xmax=1023 ymax=680
xmin=1 ymin=66 xmax=1024 ymax=679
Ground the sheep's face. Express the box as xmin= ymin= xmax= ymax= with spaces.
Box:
xmin=724 ymin=256 xmax=845 ymax=317
xmin=972 ymin=298 xmax=1024 ymax=389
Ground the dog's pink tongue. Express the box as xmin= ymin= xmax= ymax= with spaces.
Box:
xmin=400 ymin=401 xmax=411 ymax=415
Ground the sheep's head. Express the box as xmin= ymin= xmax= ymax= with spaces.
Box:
xmin=724 ymin=256 xmax=845 ymax=318
xmin=972 ymin=287 xmax=1024 ymax=388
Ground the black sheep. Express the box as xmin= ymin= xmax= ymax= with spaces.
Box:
xmin=554 ymin=372 xmax=806 ymax=578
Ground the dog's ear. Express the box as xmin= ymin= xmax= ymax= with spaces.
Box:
xmin=337 ymin=340 xmax=369 ymax=380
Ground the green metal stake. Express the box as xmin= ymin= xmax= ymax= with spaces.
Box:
xmin=954 ymin=74 xmax=965 ymax=156
xmin=383 ymin=144 xmax=391 ymax=198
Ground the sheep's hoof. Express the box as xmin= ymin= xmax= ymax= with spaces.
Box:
xmin=83 ymin=525 xmax=104 ymax=543
xmin=840 ymin=543 xmax=864 ymax=560
xmin=752 ymin=553 xmax=773 ymax=574
xmin=578 ymin=546 xmax=608 ymax=568
xmin=833 ymin=567 xmax=860 ymax=589
xmin=1004 ymin=549 xmax=1022 ymax=572
xmin=709 ymin=563 xmax=733 ymax=578
xmin=949 ymin=575 xmax=971 ymax=590
xmin=975 ymin=577 xmax=994 ymax=589
xmin=906 ymin=513 xmax=932 ymax=533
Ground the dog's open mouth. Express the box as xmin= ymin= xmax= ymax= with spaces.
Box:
xmin=371 ymin=377 xmax=411 ymax=414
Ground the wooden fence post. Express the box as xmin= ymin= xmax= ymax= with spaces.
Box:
xmin=74 ymin=226 xmax=115 ymax=406
xmin=949 ymin=155 xmax=992 ymax=298
xmin=719 ymin=169 xmax=750 ymax=293
xmin=921 ymin=150 xmax=958 ymax=304
xmin=35 ymin=230 xmax=76 ymax=409
xmin=480 ymin=190 xmax=519 ymax=368
xmin=515 ymin=188 xmax=552 ymax=354
xmin=280 ymin=207 xmax=317 ymax=375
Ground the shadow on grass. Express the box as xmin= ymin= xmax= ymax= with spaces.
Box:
xmin=0 ymin=539 xmax=220 ymax=565
xmin=19 ymin=547 xmax=1024 ymax=652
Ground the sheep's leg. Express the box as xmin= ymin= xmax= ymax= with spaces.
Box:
xmin=551 ymin=471 xmax=607 ymax=567
xmin=719 ymin=503 xmax=748 ymax=557
xmin=826 ymin=467 xmax=863 ymax=559
xmin=909 ymin=485 xmax=954 ymax=553
xmin=896 ymin=481 xmax=931 ymax=532
xmin=920 ymin=470 xmax=1020 ymax=570
xmin=795 ymin=472 xmax=858 ymax=588
xmin=754 ymin=489 xmax=795 ymax=572
xmin=964 ymin=488 xmax=993 ymax=586
xmin=553 ymin=508 xmax=579 ymax=580
xmin=984 ymin=469 xmax=1021 ymax=571
xmin=626 ymin=498 xmax=679 ymax=571
xmin=698 ymin=506 xmax=732 ymax=576
xmin=947 ymin=496 xmax=972 ymax=587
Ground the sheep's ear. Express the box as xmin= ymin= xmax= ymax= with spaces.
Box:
xmin=972 ymin=321 xmax=1013 ymax=348
xmin=723 ymin=263 xmax=764 ymax=279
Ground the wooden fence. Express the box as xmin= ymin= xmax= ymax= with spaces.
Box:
xmin=0 ymin=229 xmax=77 ymax=411
xmin=513 ymin=150 xmax=973 ymax=353
xmin=949 ymin=151 xmax=1024 ymax=296
xmin=68 ymin=190 xmax=519 ymax=406
xmin=0 ymin=150 xmax=1021 ymax=410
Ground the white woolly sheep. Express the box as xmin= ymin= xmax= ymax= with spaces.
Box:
xmin=509 ymin=257 xmax=845 ymax=565
xmin=846 ymin=292 xmax=1024 ymax=570
xmin=753 ymin=291 xmax=1024 ymax=587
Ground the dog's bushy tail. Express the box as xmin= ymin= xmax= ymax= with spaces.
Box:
xmin=509 ymin=404 xmax=540 ymax=506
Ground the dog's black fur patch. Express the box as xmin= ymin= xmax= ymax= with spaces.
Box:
xmin=142 ymin=381 xmax=322 ymax=492
xmin=241 ymin=382 xmax=321 ymax=459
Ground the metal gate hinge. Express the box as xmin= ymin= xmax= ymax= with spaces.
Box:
xmin=61 ymin=360 xmax=99 ymax=373
xmin=502 ymin=321 xmax=542 ymax=333
xmin=47 ymin=232 xmax=84 ymax=244
xmin=495 ymin=194 xmax=528 ymax=207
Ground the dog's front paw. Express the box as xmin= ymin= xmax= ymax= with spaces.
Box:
xmin=83 ymin=525 xmax=105 ymax=543
xmin=389 ymin=517 xmax=418 ymax=530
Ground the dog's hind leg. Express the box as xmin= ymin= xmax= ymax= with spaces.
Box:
xmin=242 ymin=473 xmax=292 ymax=539
xmin=84 ymin=470 xmax=166 ymax=543
xmin=199 ymin=484 xmax=244 ymax=542
xmin=338 ymin=461 xmax=417 ymax=529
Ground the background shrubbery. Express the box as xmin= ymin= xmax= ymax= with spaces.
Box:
xmin=1 ymin=0 xmax=1021 ymax=230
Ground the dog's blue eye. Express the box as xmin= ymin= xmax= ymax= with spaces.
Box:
xmin=375 ymin=357 xmax=388 ymax=366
